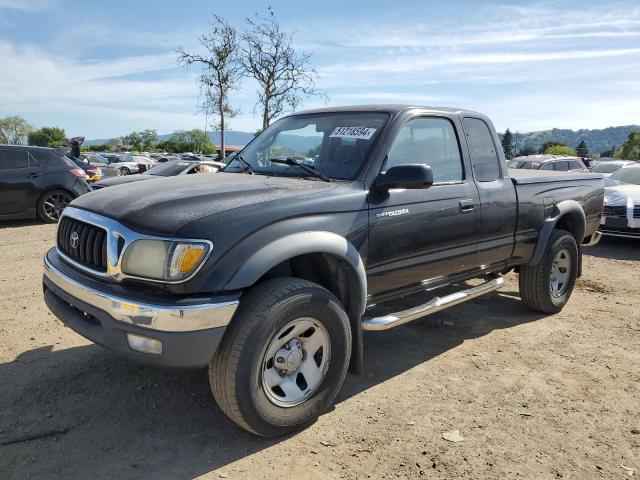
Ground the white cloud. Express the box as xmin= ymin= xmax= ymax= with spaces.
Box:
xmin=1 ymin=1 xmax=639 ymax=137
xmin=0 ymin=0 xmax=48 ymax=11
xmin=0 ymin=41 xmax=204 ymax=137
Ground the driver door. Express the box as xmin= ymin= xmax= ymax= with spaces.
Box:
xmin=366 ymin=116 xmax=479 ymax=298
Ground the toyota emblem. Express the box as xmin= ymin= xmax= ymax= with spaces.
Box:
xmin=70 ymin=231 xmax=79 ymax=249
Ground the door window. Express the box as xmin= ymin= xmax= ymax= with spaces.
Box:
xmin=463 ymin=118 xmax=501 ymax=182
xmin=540 ymin=162 xmax=554 ymax=170
xmin=0 ymin=150 xmax=29 ymax=169
xmin=386 ymin=117 xmax=463 ymax=182
xmin=553 ymin=161 xmax=569 ymax=171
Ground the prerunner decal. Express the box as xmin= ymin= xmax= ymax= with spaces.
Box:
xmin=329 ymin=127 xmax=377 ymax=140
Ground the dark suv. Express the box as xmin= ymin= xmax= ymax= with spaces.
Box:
xmin=0 ymin=145 xmax=92 ymax=223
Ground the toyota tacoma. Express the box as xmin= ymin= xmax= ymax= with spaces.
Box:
xmin=42 ymin=105 xmax=604 ymax=436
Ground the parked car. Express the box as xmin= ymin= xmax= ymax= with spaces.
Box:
xmin=68 ymin=155 xmax=102 ymax=183
xmin=131 ymin=155 xmax=157 ymax=173
xmin=80 ymin=154 xmax=123 ymax=178
xmin=155 ymin=155 xmax=181 ymax=163
xmin=508 ymin=155 xmax=589 ymax=172
xmin=600 ymin=164 xmax=640 ymax=239
xmin=0 ymin=145 xmax=91 ymax=222
xmin=42 ymin=105 xmax=603 ymax=436
xmin=92 ymin=159 xmax=225 ymax=189
xmin=97 ymin=153 xmax=140 ymax=175
xmin=589 ymin=160 xmax=634 ymax=177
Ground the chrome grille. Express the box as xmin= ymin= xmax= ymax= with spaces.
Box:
xmin=57 ymin=216 xmax=108 ymax=272
xmin=602 ymin=205 xmax=626 ymax=217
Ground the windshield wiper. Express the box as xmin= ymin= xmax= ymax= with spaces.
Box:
xmin=269 ymin=158 xmax=332 ymax=182
xmin=234 ymin=155 xmax=255 ymax=175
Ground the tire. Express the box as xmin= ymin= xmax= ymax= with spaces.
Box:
xmin=519 ymin=229 xmax=578 ymax=313
xmin=37 ymin=189 xmax=74 ymax=223
xmin=119 ymin=167 xmax=130 ymax=175
xmin=210 ymin=277 xmax=352 ymax=437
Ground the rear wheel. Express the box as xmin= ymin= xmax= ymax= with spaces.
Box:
xmin=119 ymin=167 xmax=130 ymax=175
xmin=209 ymin=278 xmax=352 ymax=437
xmin=37 ymin=190 xmax=73 ymax=223
xmin=519 ymin=229 xmax=578 ymax=313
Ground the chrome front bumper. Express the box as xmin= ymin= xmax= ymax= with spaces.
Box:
xmin=43 ymin=251 xmax=238 ymax=333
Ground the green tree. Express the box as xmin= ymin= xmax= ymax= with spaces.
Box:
xmin=28 ymin=127 xmax=67 ymax=147
xmin=82 ymin=144 xmax=109 ymax=152
xmin=616 ymin=130 xmax=640 ymax=160
xmin=539 ymin=141 xmax=565 ymax=154
xmin=517 ymin=145 xmax=537 ymax=157
xmin=501 ymin=129 xmax=514 ymax=159
xmin=140 ymin=129 xmax=158 ymax=150
xmin=122 ymin=130 xmax=157 ymax=151
xmin=545 ymin=145 xmax=577 ymax=156
xmin=121 ymin=131 xmax=143 ymax=151
xmin=575 ymin=140 xmax=589 ymax=157
xmin=599 ymin=147 xmax=618 ymax=158
xmin=157 ymin=129 xmax=216 ymax=154
xmin=0 ymin=116 xmax=33 ymax=144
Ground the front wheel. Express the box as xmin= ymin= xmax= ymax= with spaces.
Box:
xmin=210 ymin=278 xmax=352 ymax=437
xmin=119 ymin=167 xmax=130 ymax=175
xmin=37 ymin=190 xmax=73 ymax=223
xmin=519 ymin=229 xmax=578 ymax=313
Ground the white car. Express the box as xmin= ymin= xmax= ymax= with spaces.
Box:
xmin=600 ymin=163 xmax=640 ymax=239
xmin=131 ymin=155 xmax=157 ymax=173
xmin=590 ymin=160 xmax=634 ymax=177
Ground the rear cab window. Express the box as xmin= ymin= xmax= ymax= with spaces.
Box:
xmin=462 ymin=117 xmax=501 ymax=182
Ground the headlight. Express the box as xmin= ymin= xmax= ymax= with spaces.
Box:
xmin=121 ymin=240 xmax=210 ymax=281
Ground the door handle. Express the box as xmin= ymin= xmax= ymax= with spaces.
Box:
xmin=28 ymin=172 xmax=43 ymax=178
xmin=459 ymin=199 xmax=475 ymax=212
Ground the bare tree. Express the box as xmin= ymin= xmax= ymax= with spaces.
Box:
xmin=0 ymin=116 xmax=33 ymax=145
xmin=177 ymin=16 xmax=242 ymax=159
xmin=241 ymin=8 xmax=325 ymax=130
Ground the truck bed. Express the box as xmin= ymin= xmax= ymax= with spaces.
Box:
xmin=508 ymin=168 xmax=602 ymax=185
xmin=508 ymin=168 xmax=604 ymax=266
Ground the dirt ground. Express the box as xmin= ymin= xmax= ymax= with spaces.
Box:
xmin=0 ymin=220 xmax=638 ymax=480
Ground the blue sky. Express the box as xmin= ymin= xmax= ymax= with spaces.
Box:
xmin=1 ymin=0 xmax=639 ymax=139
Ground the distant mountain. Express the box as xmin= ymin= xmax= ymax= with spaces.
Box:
xmin=501 ymin=125 xmax=639 ymax=154
xmin=85 ymin=130 xmax=256 ymax=147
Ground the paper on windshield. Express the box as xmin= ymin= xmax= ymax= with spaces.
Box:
xmin=329 ymin=127 xmax=377 ymax=140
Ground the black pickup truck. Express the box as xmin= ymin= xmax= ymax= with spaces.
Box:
xmin=42 ymin=105 xmax=604 ymax=436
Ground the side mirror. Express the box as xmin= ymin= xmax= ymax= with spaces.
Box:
xmin=374 ymin=164 xmax=434 ymax=190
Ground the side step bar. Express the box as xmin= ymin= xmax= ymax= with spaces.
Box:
xmin=362 ymin=275 xmax=505 ymax=331
xmin=582 ymin=231 xmax=602 ymax=247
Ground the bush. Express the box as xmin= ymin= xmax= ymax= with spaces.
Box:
xmin=544 ymin=145 xmax=577 ymax=156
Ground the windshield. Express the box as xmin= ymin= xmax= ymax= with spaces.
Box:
xmin=608 ymin=166 xmax=640 ymax=186
xmin=145 ymin=161 xmax=192 ymax=176
xmin=591 ymin=162 xmax=624 ymax=173
xmin=224 ymin=112 xmax=389 ymax=180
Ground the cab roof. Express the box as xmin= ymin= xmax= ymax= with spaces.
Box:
xmin=292 ymin=104 xmax=482 ymax=117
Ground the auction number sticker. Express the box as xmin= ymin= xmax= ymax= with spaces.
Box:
xmin=329 ymin=127 xmax=377 ymax=140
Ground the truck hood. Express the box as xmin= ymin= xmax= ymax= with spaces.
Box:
xmin=72 ymin=172 xmax=338 ymax=235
